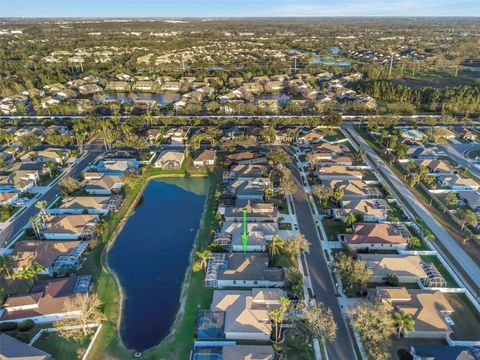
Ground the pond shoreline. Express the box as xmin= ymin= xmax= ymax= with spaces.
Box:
xmin=99 ymin=172 xmax=209 ymax=355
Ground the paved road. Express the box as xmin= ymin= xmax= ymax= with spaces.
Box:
xmin=438 ymin=143 xmax=480 ymax=179
xmin=344 ymin=125 xmax=480 ymax=293
xmin=0 ymin=145 xmax=101 ymax=247
xmin=288 ymin=164 xmax=357 ymax=360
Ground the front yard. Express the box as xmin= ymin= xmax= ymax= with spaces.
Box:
xmin=34 ymin=332 xmax=92 ymax=360
xmin=322 ymin=220 xmax=348 ymax=241
xmin=445 ymin=293 xmax=480 ymax=341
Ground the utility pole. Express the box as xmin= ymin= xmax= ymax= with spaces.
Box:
xmin=389 ymin=53 xmax=393 ymax=78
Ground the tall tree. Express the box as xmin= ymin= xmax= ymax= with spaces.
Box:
xmin=350 ymin=302 xmax=396 ymax=360
xmin=55 ymin=293 xmax=104 ymax=341
xmin=0 ymin=254 xmax=15 ymax=278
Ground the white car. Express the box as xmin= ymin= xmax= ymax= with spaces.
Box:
xmin=13 ymin=197 xmax=29 ymax=206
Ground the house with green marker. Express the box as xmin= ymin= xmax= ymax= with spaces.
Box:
xmin=205 ymin=253 xmax=284 ymax=288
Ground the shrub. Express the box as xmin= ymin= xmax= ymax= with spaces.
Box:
xmin=0 ymin=322 xmax=17 ymax=332
xmin=14 ymin=332 xmax=31 ymax=342
xmin=25 ymin=227 xmax=35 ymax=237
xmin=17 ymin=319 xmax=34 ymax=332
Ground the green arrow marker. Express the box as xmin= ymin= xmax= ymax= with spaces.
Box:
xmin=242 ymin=209 xmax=248 ymax=255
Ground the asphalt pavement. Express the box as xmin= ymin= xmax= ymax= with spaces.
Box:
xmin=288 ymin=164 xmax=357 ymax=360
xmin=345 ymin=125 xmax=480 ymax=295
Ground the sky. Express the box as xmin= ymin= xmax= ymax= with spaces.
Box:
xmin=1 ymin=0 xmax=479 ymax=18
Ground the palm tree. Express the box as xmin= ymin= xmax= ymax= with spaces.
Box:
xmin=393 ymin=311 xmax=415 ymax=339
xmin=267 ymin=235 xmax=284 ymax=259
xmin=12 ymin=262 xmax=45 ymax=283
xmin=270 ymin=296 xmax=291 ymax=342
xmin=196 ymin=250 xmax=213 ymax=270
xmin=29 ymin=216 xmax=42 ymax=239
xmin=0 ymin=254 xmax=15 ymax=278
xmin=345 ymin=213 xmax=357 ymax=227
xmin=35 ymin=201 xmax=48 ymax=223
xmin=45 ymin=160 xmax=55 ymax=178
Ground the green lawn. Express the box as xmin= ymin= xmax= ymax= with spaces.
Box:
xmin=322 ymin=129 xmax=345 ymax=143
xmin=34 ymin=332 xmax=91 ymax=360
xmin=275 ymin=331 xmax=315 ymax=360
xmin=322 ymin=221 xmax=347 ymax=241
xmin=0 ymin=205 xmax=15 ymax=222
xmin=445 ymin=293 xmax=480 ymax=341
xmin=420 ymin=255 xmax=458 ymax=288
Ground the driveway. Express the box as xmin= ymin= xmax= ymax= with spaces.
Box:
xmin=288 ymin=163 xmax=357 ymax=360
xmin=344 ymin=125 xmax=480 ymax=296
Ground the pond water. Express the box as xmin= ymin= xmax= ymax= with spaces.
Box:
xmin=101 ymin=92 xmax=181 ymax=105
xmin=310 ymin=56 xmax=351 ymax=66
xmin=107 ymin=177 xmax=209 ymax=351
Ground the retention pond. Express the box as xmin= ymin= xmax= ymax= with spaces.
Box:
xmin=107 ymin=177 xmax=209 ymax=351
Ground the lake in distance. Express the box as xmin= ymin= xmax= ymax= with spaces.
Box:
xmin=107 ymin=177 xmax=209 ymax=351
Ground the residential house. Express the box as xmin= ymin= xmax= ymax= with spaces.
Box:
xmin=193 ymin=149 xmax=216 ymax=167
xmin=324 ymin=180 xmax=382 ymax=200
xmin=414 ymin=160 xmax=457 ymax=176
xmin=106 ymin=81 xmax=130 ymax=92
xmin=437 ymin=175 xmax=479 ymax=191
xmin=154 ymin=151 xmax=185 ymax=170
xmin=257 ymin=99 xmax=279 ymax=112
xmin=165 ymin=128 xmax=188 ymax=145
xmin=95 ymin=159 xmax=140 ymax=175
xmin=402 ymin=129 xmax=425 ymax=141
xmin=48 ymin=196 xmax=121 ymax=215
xmin=374 ymin=287 xmax=454 ymax=339
xmin=406 ymin=147 xmax=438 ymax=160
xmin=458 ymin=191 xmax=480 ymax=212
xmin=83 ymin=174 xmax=124 ymax=195
xmin=205 ymin=253 xmax=284 ymax=288
xmin=226 ymin=151 xmax=268 ymax=165
xmin=132 ymin=81 xmax=155 ymax=92
xmin=342 ymin=223 xmax=409 ymax=250
xmin=40 ymin=214 xmax=98 ymax=240
xmin=145 ymin=128 xmax=161 ymax=143
xmin=0 ymin=173 xmax=35 ymax=193
xmin=0 ymin=275 xmax=91 ymax=324
xmin=21 ymin=149 xmax=63 ymax=164
xmin=228 ymin=178 xmax=271 ymax=201
xmin=313 ymin=156 xmax=354 ymax=167
xmin=0 ymin=192 xmax=19 ymax=206
xmin=193 ymin=345 xmax=274 ymax=360
xmin=358 ymin=254 xmax=428 ymax=284
xmin=210 ymin=288 xmax=287 ymax=340
xmin=317 ymin=166 xmax=363 ymax=181
xmin=222 ymin=200 xmax=278 ymax=222
xmin=223 ymin=165 xmax=269 ymax=182
xmin=11 ymin=240 xmax=88 ymax=275
xmin=78 ymin=83 xmax=102 ymax=96
xmin=0 ymin=333 xmax=53 ymax=359
xmin=312 ymin=143 xmax=347 ymax=156
xmin=242 ymin=82 xmax=263 ymax=94
xmin=214 ymin=222 xmax=278 ymax=252
xmin=333 ymin=199 xmax=390 ymax=221
xmin=410 ymin=344 xmax=479 ymax=360
xmin=160 ymin=81 xmax=181 ymax=91
xmin=299 ymin=129 xmax=324 ymax=145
